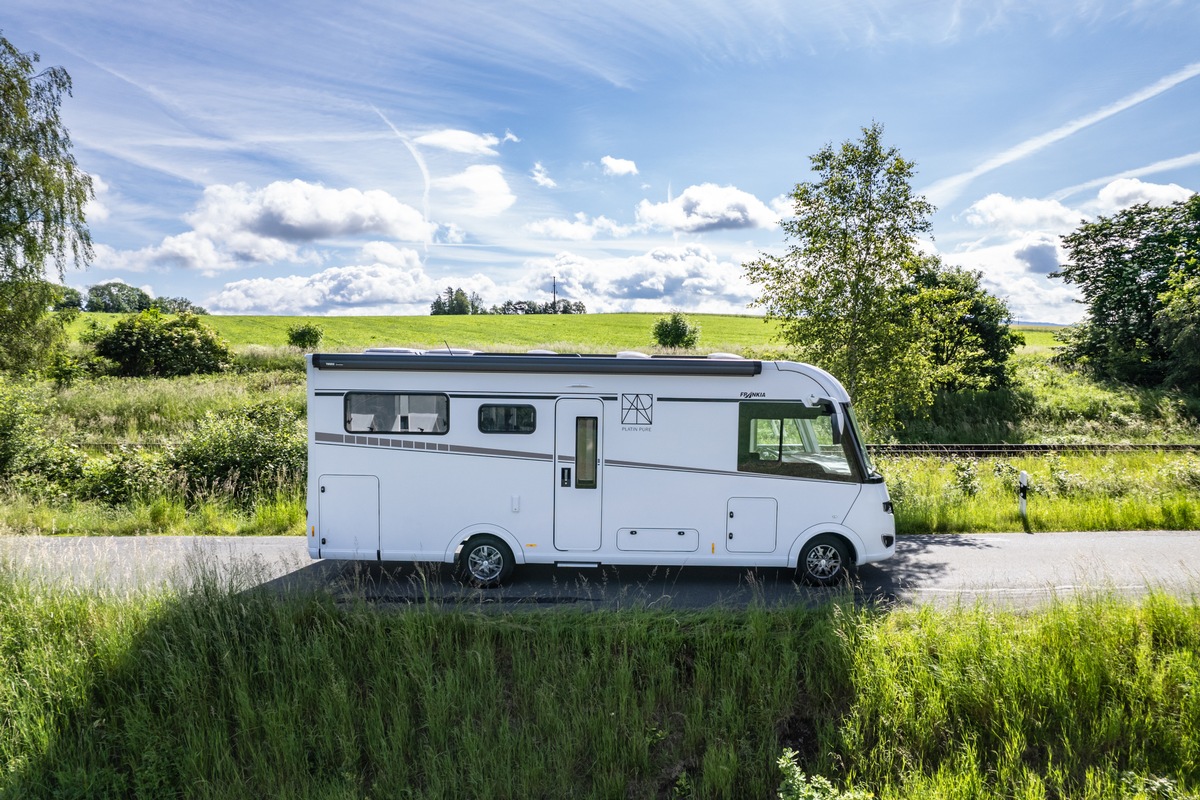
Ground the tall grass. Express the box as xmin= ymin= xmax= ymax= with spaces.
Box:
xmin=2 ymin=569 xmax=1197 ymax=799
xmin=48 ymin=371 xmax=305 ymax=449
xmin=897 ymin=356 xmax=1200 ymax=444
xmin=883 ymin=451 xmax=1200 ymax=533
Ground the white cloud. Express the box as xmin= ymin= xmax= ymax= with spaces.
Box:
xmin=601 ymin=155 xmax=639 ymax=176
xmin=358 ymin=241 xmax=424 ymax=268
xmin=96 ymin=180 xmax=434 ymax=275
xmin=85 ymin=174 xmax=111 ymax=223
xmin=208 ymin=258 xmax=437 ymax=314
xmin=432 ymin=165 xmax=516 ymax=216
xmin=525 ymin=212 xmax=633 ymax=241
xmin=946 ymin=238 xmax=1081 ymax=325
xmin=1092 ymin=178 xmax=1196 ymax=214
xmin=530 ymin=162 xmax=557 ymax=188
xmin=504 ymin=245 xmax=756 ymax=314
xmin=636 ymin=183 xmax=778 ymax=233
xmin=963 ymin=194 xmax=1080 ymax=234
xmin=413 ymin=129 xmax=501 ymax=155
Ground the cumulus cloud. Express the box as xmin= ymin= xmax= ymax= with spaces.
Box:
xmin=530 ymin=162 xmax=557 ymax=188
xmin=504 ymin=245 xmax=756 ymax=314
xmin=208 ymin=259 xmax=435 ymax=315
xmin=525 ymin=213 xmax=633 ymax=241
xmin=1093 ymin=178 xmax=1196 ymax=214
xmin=1013 ymin=240 xmax=1061 ymax=275
xmin=601 ymin=156 xmax=639 ymax=176
xmin=85 ymin=174 xmax=111 ymax=223
xmin=413 ymin=129 xmax=502 ymax=155
xmin=945 ymin=239 xmax=1081 ymax=324
xmin=963 ymin=194 xmax=1080 ymax=234
xmin=433 ymin=165 xmax=516 ymax=216
xmin=99 ymin=180 xmax=434 ymax=275
xmin=636 ymin=183 xmax=778 ymax=233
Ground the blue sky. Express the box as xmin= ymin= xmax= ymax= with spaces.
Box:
xmin=7 ymin=0 xmax=1200 ymax=323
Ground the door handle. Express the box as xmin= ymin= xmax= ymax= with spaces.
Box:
xmin=561 ymin=467 xmax=572 ymax=487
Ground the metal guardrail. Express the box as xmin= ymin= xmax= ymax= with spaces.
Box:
xmin=868 ymin=443 xmax=1200 ymax=457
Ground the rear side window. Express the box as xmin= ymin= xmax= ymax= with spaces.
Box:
xmin=345 ymin=393 xmax=448 ymax=434
xmin=478 ymin=404 xmax=536 ymax=434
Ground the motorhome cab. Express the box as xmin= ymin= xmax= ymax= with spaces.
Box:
xmin=306 ymin=350 xmax=895 ymax=586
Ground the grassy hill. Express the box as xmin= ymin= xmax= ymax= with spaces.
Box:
xmin=71 ymin=312 xmax=788 ymax=354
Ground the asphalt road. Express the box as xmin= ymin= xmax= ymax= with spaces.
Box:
xmin=2 ymin=531 xmax=1198 ymax=609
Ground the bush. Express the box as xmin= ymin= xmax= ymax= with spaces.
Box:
xmin=652 ymin=311 xmax=701 ymax=349
xmin=91 ymin=309 xmax=232 ymax=377
xmin=286 ymin=322 xmax=324 ymax=350
xmin=777 ymin=749 xmax=872 ymax=800
xmin=76 ymin=447 xmax=166 ymax=506
xmin=168 ymin=401 xmax=306 ymax=504
xmin=0 ymin=378 xmax=46 ymax=477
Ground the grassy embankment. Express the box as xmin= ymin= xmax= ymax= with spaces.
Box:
xmin=4 ymin=316 xmax=1199 ymax=536
xmin=1 ymin=567 xmax=1197 ymax=799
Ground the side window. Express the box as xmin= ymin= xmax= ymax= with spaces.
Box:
xmin=737 ymin=402 xmax=861 ymax=483
xmin=478 ymin=404 xmax=536 ymax=434
xmin=345 ymin=393 xmax=449 ymax=434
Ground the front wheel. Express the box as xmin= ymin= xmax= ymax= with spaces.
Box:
xmin=457 ymin=536 xmax=514 ymax=587
xmin=797 ymin=535 xmax=850 ymax=587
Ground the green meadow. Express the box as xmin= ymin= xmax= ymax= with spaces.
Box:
xmin=72 ymin=311 xmax=787 ymax=354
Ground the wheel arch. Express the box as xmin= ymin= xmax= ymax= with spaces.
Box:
xmin=786 ymin=523 xmax=863 ymax=569
xmin=443 ymin=524 xmax=526 ymax=565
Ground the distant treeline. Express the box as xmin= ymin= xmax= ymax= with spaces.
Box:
xmin=430 ymin=286 xmax=585 ymax=315
xmin=54 ymin=281 xmax=207 ymax=314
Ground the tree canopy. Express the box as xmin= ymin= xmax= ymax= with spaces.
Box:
xmin=1 ymin=32 xmax=93 ymax=282
xmin=744 ymin=122 xmax=936 ymax=435
xmin=0 ymin=33 xmax=93 ymax=374
xmin=85 ymin=281 xmax=152 ymax=312
xmin=1053 ymin=194 xmax=1200 ymax=386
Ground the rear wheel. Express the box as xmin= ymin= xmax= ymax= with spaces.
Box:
xmin=457 ymin=535 xmax=514 ymax=587
xmin=797 ymin=534 xmax=850 ymax=586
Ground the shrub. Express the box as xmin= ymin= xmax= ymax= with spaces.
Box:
xmin=286 ymin=322 xmax=324 ymax=350
xmin=91 ymin=309 xmax=232 ymax=377
xmin=0 ymin=378 xmax=49 ymax=477
xmin=76 ymin=446 xmax=166 ymax=506
xmin=168 ymin=401 xmax=306 ymax=505
xmin=777 ymin=749 xmax=872 ymax=800
xmin=652 ymin=311 xmax=701 ymax=349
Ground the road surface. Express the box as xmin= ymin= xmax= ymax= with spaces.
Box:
xmin=2 ymin=531 xmax=1198 ymax=609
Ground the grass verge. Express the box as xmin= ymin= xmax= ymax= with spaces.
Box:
xmin=883 ymin=451 xmax=1200 ymax=534
xmin=1 ymin=569 xmax=1198 ymax=798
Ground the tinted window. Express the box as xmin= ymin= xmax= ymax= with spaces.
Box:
xmin=345 ymin=393 xmax=448 ymax=434
xmin=478 ymin=404 xmax=536 ymax=434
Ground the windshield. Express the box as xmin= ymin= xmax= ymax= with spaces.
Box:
xmin=738 ymin=401 xmax=863 ymax=483
xmin=841 ymin=402 xmax=877 ymax=478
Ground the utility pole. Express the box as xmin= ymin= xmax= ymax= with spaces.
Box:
xmin=552 ymin=275 xmax=557 ymax=313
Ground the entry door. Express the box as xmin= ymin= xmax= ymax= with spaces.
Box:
xmin=318 ymin=474 xmax=380 ymax=559
xmin=554 ymin=399 xmax=603 ymax=551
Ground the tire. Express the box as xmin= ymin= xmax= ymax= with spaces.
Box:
xmin=797 ymin=534 xmax=851 ymax=587
xmin=457 ymin=536 xmax=515 ymax=587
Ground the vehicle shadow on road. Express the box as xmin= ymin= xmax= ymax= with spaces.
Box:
xmin=252 ymin=553 xmax=953 ymax=612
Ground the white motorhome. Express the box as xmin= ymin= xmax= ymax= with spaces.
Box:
xmin=305 ymin=350 xmax=895 ymax=586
